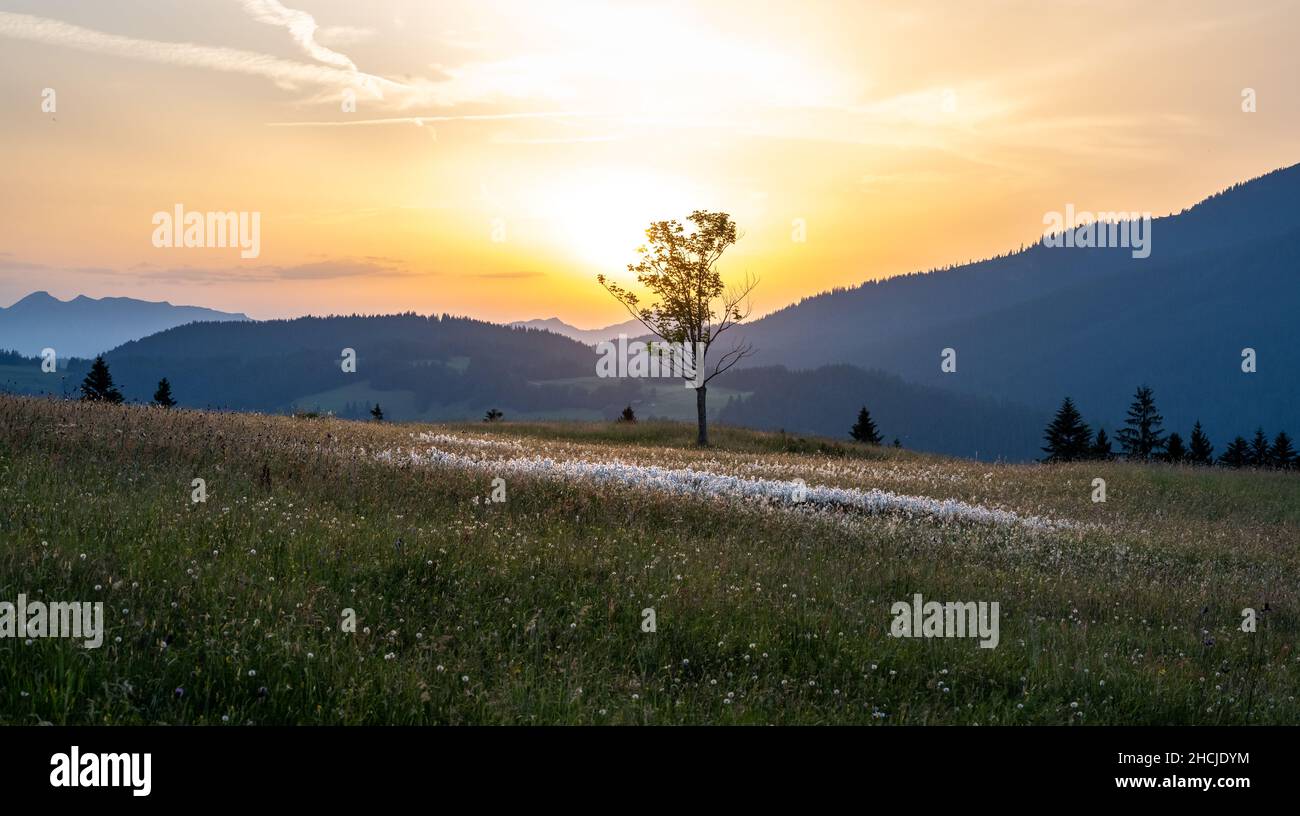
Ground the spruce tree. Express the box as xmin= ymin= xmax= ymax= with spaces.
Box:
xmin=850 ymin=406 xmax=882 ymax=445
xmin=1268 ymin=431 xmax=1295 ymax=470
xmin=1187 ymin=421 xmax=1214 ymax=466
xmin=1090 ymin=428 xmax=1114 ymax=461
xmin=79 ymin=355 xmax=123 ymax=404
xmin=1219 ymin=436 xmax=1250 ymax=468
xmin=1164 ymin=432 xmax=1186 ymax=463
xmin=152 ymin=377 xmax=176 ymax=408
xmin=1041 ymin=396 xmax=1092 ymax=462
xmin=370 ymin=403 xmax=384 ymax=422
xmin=1116 ymin=385 xmax=1166 ymax=460
xmin=1248 ymin=428 xmax=1271 ymax=467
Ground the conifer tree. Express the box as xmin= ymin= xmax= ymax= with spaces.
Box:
xmin=1041 ymin=396 xmax=1092 ymax=462
xmin=850 ymin=406 xmax=883 ymax=445
xmin=1219 ymin=436 xmax=1250 ymax=468
xmin=1116 ymin=385 xmax=1166 ymax=460
xmin=79 ymin=355 xmax=123 ymax=404
xmin=152 ymin=377 xmax=176 ymax=408
xmin=1090 ymin=427 xmax=1114 ymax=461
xmin=1187 ymin=421 xmax=1214 ymax=466
xmin=1164 ymin=432 xmax=1186 ymax=463
xmin=1249 ymin=428 xmax=1271 ymax=467
xmin=370 ymin=403 xmax=384 ymax=422
xmin=1269 ymin=431 xmax=1296 ymax=470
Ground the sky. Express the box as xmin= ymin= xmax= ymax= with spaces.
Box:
xmin=0 ymin=0 xmax=1297 ymax=325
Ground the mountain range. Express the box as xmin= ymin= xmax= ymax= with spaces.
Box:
xmin=508 ymin=317 xmax=647 ymax=345
xmin=725 ymin=163 xmax=1300 ymax=451
xmin=1 ymin=162 xmax=1297 ymax=460
xmin=0 ymin=291 xmax=248 ymax=359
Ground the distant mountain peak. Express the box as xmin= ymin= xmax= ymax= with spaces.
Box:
xmin=10 ymin=290 xmax=57 ymax=306
xmin=509 ymin=316 xmax=649 ymax=345
xmin=0 ymin=291 xmax=249 ymax=357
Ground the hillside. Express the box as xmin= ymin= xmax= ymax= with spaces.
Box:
xmin=1 ymin=315 xmax=1061 ymax=460
xmin=717 ymin=364 xmax=1048 ymax=460
xmin=733 ymin=163 xmax=1300 ymax=446
xmin=2 ymin=395 xmax=1297 ymax=724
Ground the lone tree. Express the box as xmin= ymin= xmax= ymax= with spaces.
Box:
xmin=484 ymin=408 xmax=503 ymax=422
xmin=1187 ymin=421 xmax=1214 ymax=465
xmin=1090 ymin=428 xmax=1114 ymax=461
xmin=370 ymin=403 xmax=384 ymax=422
xmin=80 ymin=355 xmax=123 ymax=404
xmin=1164 ymin=432 xmax=1186 ymax=463
xmin=598 ymin=210 xmax=757 ymax=446
xmin=618 ymin=405 xmax=637 ymax=423
xmin=1116 ymin=385 xmax=1166 ymax=461
xmin=1041 ymin=396 xmax=1092 ymax=462
xmin=152 ymin=377 xmax=176 ymax=408
xmin=1269 ymin=431 xmax=1296 ymax=470
xmin=850 ymin=406 xmax=882 ymax=445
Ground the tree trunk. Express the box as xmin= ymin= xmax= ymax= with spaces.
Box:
xmin=695 ymin=385 xmax=708 ymax=447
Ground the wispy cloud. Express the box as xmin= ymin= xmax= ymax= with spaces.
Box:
xmin=0 ymin=10 xmax=394 ymax=98
xmin=464 ymin=271 xmax=543 ymax=280
xmin=265 ymin=111 xmax=597 ymax=127
xmin=237 ymin=0 xmax=359 ymax=70
xmin=0 ymin=254 xmax=415 ymax=286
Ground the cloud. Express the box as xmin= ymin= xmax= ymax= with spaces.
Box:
xmin=0 ymin=258 xmax=50 ymax=272
xmin=237 ymin=0 xmax=359 ymax=70
xmin=138 ymin=259 xmax=415 ymax=284
xmin=0 ymin=11 xmax=394 ymax=99
xmin=0 ymin=254 xmax=415 ymax=285
xmin=265 ymin=110 xmax=597 ymax=127
xmin=465 ymin=271 xmax=543 ymax=280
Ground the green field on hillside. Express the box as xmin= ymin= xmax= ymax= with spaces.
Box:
xmin=1 ymin=395 xmax=1297 ymax=725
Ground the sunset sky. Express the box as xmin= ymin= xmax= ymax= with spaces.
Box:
xmin=1 ymin=0 xmax=1297 ymax=325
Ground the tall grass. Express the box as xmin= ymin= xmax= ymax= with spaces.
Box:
xmin=1 ymin=395 xmax=1296 ymax=724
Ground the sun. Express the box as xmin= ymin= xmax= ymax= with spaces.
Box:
xmin=529 ymin=168 xmax=702 ymax=276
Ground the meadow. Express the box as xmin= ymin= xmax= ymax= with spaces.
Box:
xmin=0 ymin=394 xmax=1297 ymax=724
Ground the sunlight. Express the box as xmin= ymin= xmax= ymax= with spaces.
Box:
xmin=529 ymin=168 xmax=703 ymax=276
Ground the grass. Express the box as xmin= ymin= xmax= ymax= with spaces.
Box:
xmin=0 ymin=394 xmax=1297 ymax=724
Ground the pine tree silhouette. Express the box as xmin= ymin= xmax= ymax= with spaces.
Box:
xmin=1116 ymin=385 xmax=1166 ymax=460
xmin=1269 ymin=431 xmax=1296 ymax=469
xmin=1164 ymin=432 xmax=1186 ymax=463
xmin=1187 ymin=421 xmax=1214 ymax=466
xmin=152 ymin=377 xmax=176 ymax=408
xmin=849 ymin=406 xmax=882 ymax=444
xmin=79 ymin=355 xmax=123 ymax=404
xmin=1041 ymin=396 xmax=1092 ymax=462
xmin=484 ymin=408 xmax=503 ymax=422
xmin=1248 ymin=428 xmax=1271 ymax=467
xmin=618 ymin=405 xmax=637 ymax=423
xmin=370 ymin=403 xmax=384 ymax=422
xmin=1090 ymin=427 xmax=1114 ymax=460
xmin=1219 ymin=436 xmax=1250 ymax=468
